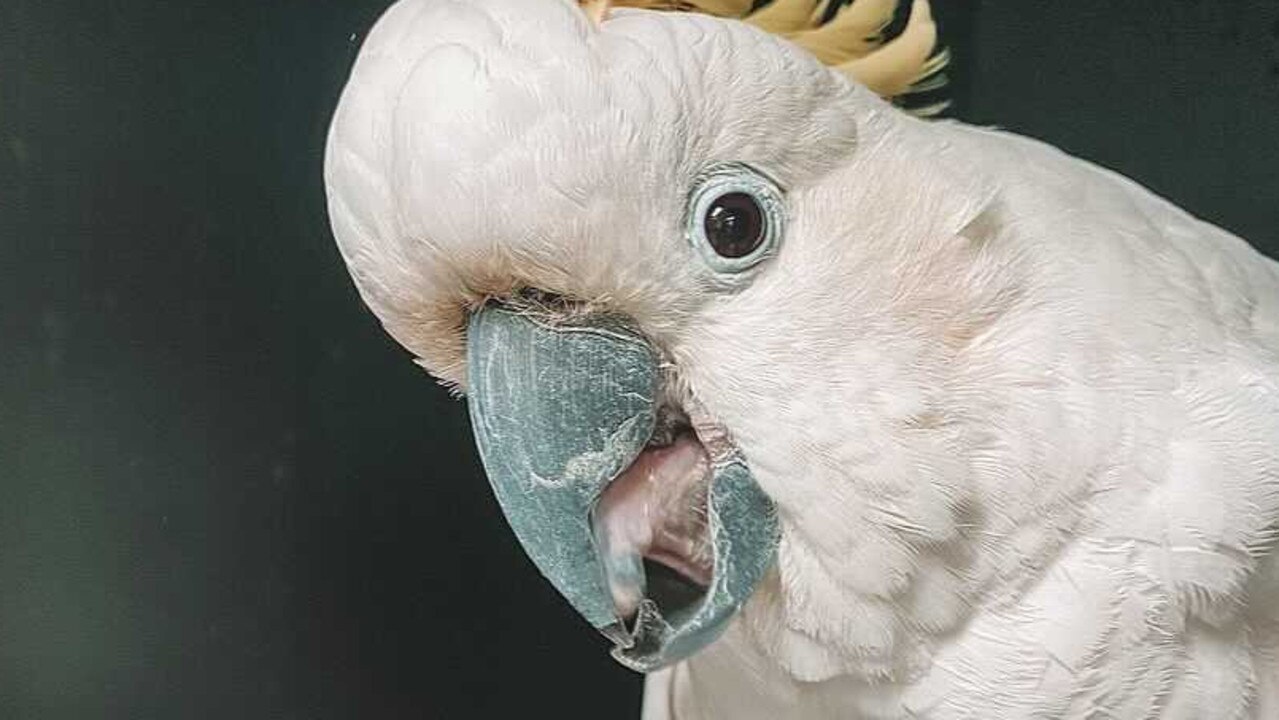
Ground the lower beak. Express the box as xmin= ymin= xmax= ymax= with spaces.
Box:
xmin=465 ymin=303 xmax=778 ymax=672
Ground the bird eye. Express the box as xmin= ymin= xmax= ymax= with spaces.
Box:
xmin=687 ymin=163 xmax=785 ymax=276
xmin=703 ymin=192 xmax=764 ymax=259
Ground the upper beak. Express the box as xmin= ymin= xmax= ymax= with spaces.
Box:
xmin=465 ymin=302 xmax=778 ymax=672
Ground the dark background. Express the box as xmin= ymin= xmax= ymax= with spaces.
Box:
xmin=2 ymin=1 xmax=1276 ymax=718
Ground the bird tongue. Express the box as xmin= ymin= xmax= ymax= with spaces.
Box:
xmin=592 ymin=433 xmax=713 ymax=620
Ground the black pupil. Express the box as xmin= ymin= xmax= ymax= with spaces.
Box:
xmin=703 ymin=192 xmax=765 ymax=259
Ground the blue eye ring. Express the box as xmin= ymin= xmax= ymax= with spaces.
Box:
xmin=686 ymin=163 xmax=786 ymax=277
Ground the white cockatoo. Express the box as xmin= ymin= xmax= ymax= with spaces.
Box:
xmin=323 ymin=0 xmax=1279 ymax=716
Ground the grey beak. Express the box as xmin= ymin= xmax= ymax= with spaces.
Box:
xmin=465 ymin=303 xmax=779 ymax=672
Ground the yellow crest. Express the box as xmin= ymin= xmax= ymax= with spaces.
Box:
xmin=580 ymin=0 xmax=949 ymax=114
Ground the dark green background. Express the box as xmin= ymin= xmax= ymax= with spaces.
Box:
xmin=2 ymin=1 xmax=1276 ymax=717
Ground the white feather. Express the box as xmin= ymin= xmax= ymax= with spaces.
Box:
xmin=324 ymin=0 xmax=1279 ymax=716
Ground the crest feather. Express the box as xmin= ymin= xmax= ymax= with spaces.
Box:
xmin=836 ymin=0 xmax=948 ymax=111
xmin=581 ymin=0 xmax=948 ymax=109
xmin=743 ymin=0 xmax=823 ymax=34
xmin=780 ymin=0 xmax=897 ymax=65
xmin=606 ymin=0 xmax=753 ymax=15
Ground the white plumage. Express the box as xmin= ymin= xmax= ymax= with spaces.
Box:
xmin=324 ymin=0 xmax=1279 ymax=716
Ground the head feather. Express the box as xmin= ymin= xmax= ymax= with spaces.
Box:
xmin=581 ymin=0 xmax=948 ymax=107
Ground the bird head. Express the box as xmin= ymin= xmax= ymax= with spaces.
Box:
xmin=325 ymin=0 xmax=992 ymax=680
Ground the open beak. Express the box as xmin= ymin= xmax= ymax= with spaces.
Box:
xmin=466 ymin=302 xmax=779 ymax=672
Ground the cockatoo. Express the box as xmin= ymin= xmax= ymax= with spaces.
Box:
xmin=323 ymin=0 xmax=1279 ymax=716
